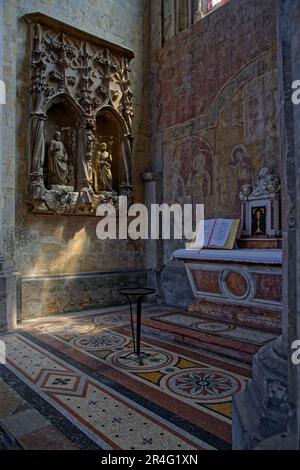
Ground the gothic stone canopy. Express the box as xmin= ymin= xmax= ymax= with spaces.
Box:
xmin=24 ymin=13 xmax=134 ymax=215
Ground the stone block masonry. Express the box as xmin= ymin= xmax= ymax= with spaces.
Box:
xmin=1 ymin=0 xmax=151 ymax=321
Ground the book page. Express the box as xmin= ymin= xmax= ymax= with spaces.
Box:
xmin=204 ymin=219 xmax=216 ymax=247
xmin=224 ymin=219 xmax=240 ymax=250
xmin=185 ymin=219 xmax=216 ymax=249
xmin=209 ymin=219 xmax=233 ymax=248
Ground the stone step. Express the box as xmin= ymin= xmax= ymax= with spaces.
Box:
xmin=188 ymin=300 xmax=281 ymax=334
xmin=142 ymin=311 xmax=279 ymax=364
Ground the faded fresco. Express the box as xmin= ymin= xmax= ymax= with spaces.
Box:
xmin=163 ymin=59 xmax=279 ymax=220
xmin=166 ymin=136 xmax=214 ymax=206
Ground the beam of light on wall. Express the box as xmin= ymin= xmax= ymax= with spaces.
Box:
xmin=27 ymin=227 xmax=89 ymax=277
xmin=26 ymin=227 xmax=90 ymax=316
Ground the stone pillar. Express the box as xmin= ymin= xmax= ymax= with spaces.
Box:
xmin=0 ymin=0 xmax=17 ymax=332
xmin=142 ymin=171 xmax=163 ymax=296
xmin=232 ymin=0 xmax=300 ymax=450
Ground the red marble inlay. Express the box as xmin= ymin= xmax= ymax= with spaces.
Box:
xmin=255 ymin=274 xmax=282 ymax=302
xmin=191 ymin=270 xmax=221 ymax=294
xmin=225 ymin=272 xmax=248 ymax=298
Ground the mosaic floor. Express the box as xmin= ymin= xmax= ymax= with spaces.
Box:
xmin=148 ymin=312 xmax=278 ymax=345
xmin=0 ymin=308 xmax=253 ymax=450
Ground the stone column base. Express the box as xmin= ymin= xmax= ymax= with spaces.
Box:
xmin=0 ymin=257 xmax=17 ymax=332
xmin=255 ymin=432 xmax=298 ymax=450
xmin=232 ymin=336 xmax=289 ymax=449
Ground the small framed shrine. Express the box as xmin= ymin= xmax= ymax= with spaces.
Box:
xmin=24 ymin=13 xmax=134 ymax=215
xmin=239 ymin=168 xmax=281 ymax=247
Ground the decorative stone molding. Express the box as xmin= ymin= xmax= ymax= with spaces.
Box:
xmin=240 ymin=168 xmax=281 ymax=239
xmin=219 ymin=269 xmax=255 ymax=302
xmin=240 ymin=168 xmax=281 ymax=201
xmin=24 ymin=13 xmax=135 ymax=216
xmin=141 ymin=172 xmax=162 ymax=183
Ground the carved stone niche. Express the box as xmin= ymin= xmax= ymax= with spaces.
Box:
xmin=25 ymin=13 xmax=134 ymax=215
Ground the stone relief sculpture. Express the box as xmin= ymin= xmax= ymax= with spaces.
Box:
xmin=25 ymin=13 xmax=134 ymax=215
xmin=85 ymin=128 xmax=95 ymax=190
xmin=48 ymin=131 xmax=72 ymax=187
xmin=94 ymin=143 xmax=113 ymax=193
xmin=239 ymin=167 xmax=281 ymax=201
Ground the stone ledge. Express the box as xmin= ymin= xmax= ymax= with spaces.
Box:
xmin=21 ymin=269 xmax=149 ymax=319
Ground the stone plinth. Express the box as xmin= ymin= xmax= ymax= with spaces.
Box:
xmin=21 ymin=269 xmax=147 ymax=320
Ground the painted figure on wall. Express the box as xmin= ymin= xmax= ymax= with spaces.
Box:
xmin=170 ymin=158 xmax=186 ymax=205
xmin=166 ymin=136 xmax=214 ymax=207
xmin=192 ymin=152 xmax=212 ymax=197
xmin=94 ymin=143 xmax=113 ymax=193
xmin=229 ymin=145 xmax=254 ymax=189
xmin=48 ymin=131 xmax=71 ymax=186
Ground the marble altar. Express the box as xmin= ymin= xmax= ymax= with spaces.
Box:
xmin=173 ymin=249 xmax=282 ymax=333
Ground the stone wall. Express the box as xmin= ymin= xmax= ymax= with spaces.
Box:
xmin=2 ymin=0 xmax=151 ymax=319
xmin=150 ymin=0 xmax=281 ymax=305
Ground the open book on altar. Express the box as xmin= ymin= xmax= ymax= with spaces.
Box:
xmin=187 ymin=219 xmax=241 ymax=250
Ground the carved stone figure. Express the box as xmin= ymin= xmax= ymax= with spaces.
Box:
xmin=44 ymin=188 xmax=75 ymax=214
xmin=85 ymin=129 xmax=95 ymax=188
xmin=252 ymin=167 xmax=281 ymax=197
xmin=48 ymin=131 xmax=71 ymax=186
xmin=94 ymin=143 xmax=113 ymax=193
xmin=239 ymin=184 xmax=253 ymax=201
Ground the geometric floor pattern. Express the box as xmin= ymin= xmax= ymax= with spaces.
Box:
xmin=0 ymin=308 xmax=253 ymax=450
xmin=148 ymin=312 xmax=278 ymax=345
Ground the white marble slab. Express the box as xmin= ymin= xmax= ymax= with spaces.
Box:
xmin=172 ymin=248 xmax=282 ymax=265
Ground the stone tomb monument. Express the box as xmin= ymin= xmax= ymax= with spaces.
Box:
xmin=25 ymin=13 xmax=134 ymax=215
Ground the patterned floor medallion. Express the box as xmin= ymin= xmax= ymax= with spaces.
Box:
xmin=152 ymin=313 xmax=277 ymax=345
xmin=40 ymin=323 xmax=94 ymax=336
xmin=110 ymin=349 xmax=173 ymax=371
xmin=93 ymin=313 xmax=130 ymax=326
xmin=34 ymin=314 xmax=248 ymax=419
xmin=72 ymin=332 xmax=128 ymax=351
xmin=166 ymin=369 xmax=241 ymax=403
xmin=195 ymin=322 xmax=234 ymax=333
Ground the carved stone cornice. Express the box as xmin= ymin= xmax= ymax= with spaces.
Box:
xmin=23 ymin=13 xmax=134 ymax=60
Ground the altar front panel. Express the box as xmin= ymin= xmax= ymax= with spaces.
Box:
xmin=173 ymin=249 xmax=282 ymax=333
